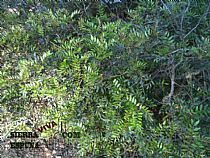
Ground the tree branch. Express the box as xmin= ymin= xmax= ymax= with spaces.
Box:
xmin=160 ymin=0 xmax=172 ymax=14
xmin=168 ymin=60 xmax=175 ymax=104
xmin=183 ymin=1 xmax=210 ymax=39
xmin=180 ymin=0 xmax=191 ymax=36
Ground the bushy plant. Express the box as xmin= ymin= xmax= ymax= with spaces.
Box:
xmin=0 ymin=0 xmax=209 ymax=157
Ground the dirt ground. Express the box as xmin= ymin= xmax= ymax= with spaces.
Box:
xmin=0 ymin=136 xmax=77 ymax=158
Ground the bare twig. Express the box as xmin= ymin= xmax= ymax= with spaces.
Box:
xmin=168 ymin=48 xmax=189 ymax=56
xmin=162 ymin=49 xmax=185 ymax=105
xmin=160 ymin=0 xmax=172 ymax=14
xmin=183 ymin=1 xmax=210 ymax=39
xmin=168 ymin=60 xmax=175 ymax=104
xmin=168 ymin=48 xmax=184 ymax=56
xmin=83 ymin=3 xmax=91 ymax=15
xmin=180 ymin=0 xmax=191 ymax=35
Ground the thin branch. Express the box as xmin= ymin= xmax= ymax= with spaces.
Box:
xmin=183 ymin=1 xmax=210 ymax=39
xmin=168 ymin=61 xmax=175 ymax=104
xmin=160 ymin=0 xmax=172 ymax=14
xmin=180 ymin=0 xmax=191 ymax=35
xmin=168 ymin=48 xmax=189 ymax=56
xmin=169 ymin=49 xmax=184 ymax=55
xmin=83 ymin=3 xmax=91 ymax=16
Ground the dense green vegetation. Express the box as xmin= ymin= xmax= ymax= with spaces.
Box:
xmin=0 ymin=0 xmax=209 ymax=157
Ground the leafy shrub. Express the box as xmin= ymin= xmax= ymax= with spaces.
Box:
xmin=0 ymin=0 xmax=209 ymax=157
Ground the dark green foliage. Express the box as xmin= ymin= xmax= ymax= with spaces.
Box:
xmin=0 ymin=0 xmax=209 ymax=157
